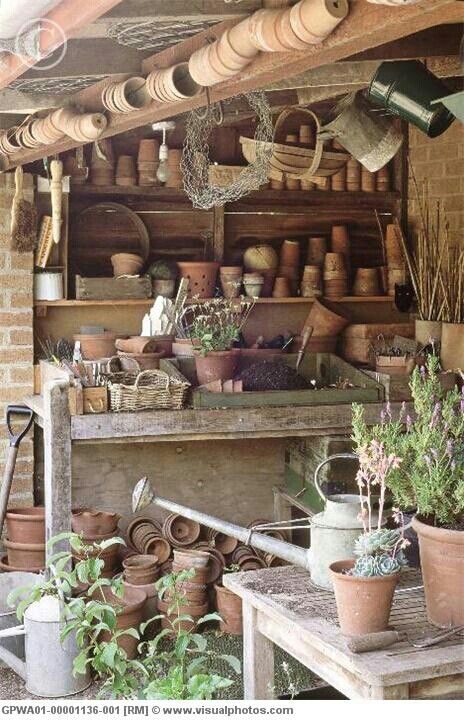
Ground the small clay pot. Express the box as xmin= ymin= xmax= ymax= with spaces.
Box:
xmin=116 ymin=337 xmax=158 ymax=354
xmin=163 ymin=515 xmax=201 ymax=547
xmin=111 ymin=253 xmax=144 ymax=277
xmin=220 ymin=266 xmax=243 ymax=299
xmin=152 ymin=278 xmax=176 ymax=298
xmin=205 ymin=528 xmax=238 ymax=556
xmin=71 ymin=508 xmax=120 ymax=536
xmin=193 ymin=543 xmax=226 ymax=584
xmin=5 ymin=540 xmax=45 ymax=570
xmin=172 ymin=548 xmax=210 ymax=568
xmin=73 ymin=541 xmax=120 ymax=576
xmin=272 ymin=277 xmax=292 ymax=298
xmin=72 ymin=333 xmax=118 ymax=360
xmin=330 ymin=559 xmax=399 ymax=636
xmin=215 ymin=584 xmax=243 ymax=635
xmin=353 ymin=268 xmax=380 ymax=297
xmin=146 ymin=334 xmax=174 ymax=357
xmin=122 ymin=554 xmax=159 ymax=585
xmin=138 ymin=139 xmax=159 ymax=163
xmin=158 ymin=598 xmax=208 ymax=632
xmin=307 ymin=236 xmax=327 ymax=266
xmin=279 ymin=239 xmax=300 ymax=267
xmin=195 ymin=350 xmax=239 ymax=386
xmin=117 ymin=351 xmax=165 ymax=371
xmin=227 ymin=16 xmax=260 ymax=59
xmin=243 ymin=273 xmax=264 ymax=298
xmin=143 ymin=536 xmax=171 ymax=564
xmin=5 ymin=507 xmax=45 ymax=544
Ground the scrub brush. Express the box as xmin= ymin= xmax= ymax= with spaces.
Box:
xmin=10 ymin=165 xmax=37 ymax=252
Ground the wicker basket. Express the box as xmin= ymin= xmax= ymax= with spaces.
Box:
xmin=107 ymin=362 xmax=190 ymax=412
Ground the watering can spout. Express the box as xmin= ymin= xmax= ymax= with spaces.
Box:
xmin=131 ymin=478 xmax=310 ymax=571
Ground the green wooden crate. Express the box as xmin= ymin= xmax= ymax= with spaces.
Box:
xmin=174 ymin=354 xmax=384 ymax=409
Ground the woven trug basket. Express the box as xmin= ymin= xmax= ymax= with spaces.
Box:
xmin=108 ymin=366 xmax=190 ymax=412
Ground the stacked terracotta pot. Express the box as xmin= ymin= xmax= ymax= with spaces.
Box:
xmin=353 ymin=268 xmax=381 ymax=297
xmin=90 ymin=139 xmax=115 ymax=186
xmin=274 ymin=239 xmax=301 ymax=297
xmin=331 ymin=225 xmax=351 ymax=282
xmin=138 ymin=139 xmax=160 ymax=187
xmin=102 ymin=77 xmax=151 ymax=113
xmin=164 ymin=149 xmax=183 ymax=189
xmin=300 ymin=264 xmax=323 ymax=298
xmin=71 ymin=508 xmax=121 ymax=577
xmin=1 ymin=508 xmax=45 ymax=573
xmin=189 ymin=21 xmax=259 ymax=88
xmin=116 ymin=336 xmax=165 ymax=371
xmin=115 ymin=155 xmax=137 ymax=187
xmin=146 ymin=63 xmax=201 ymax=103
xmin=361 ymin=166 xmax=376 ymax=193
xmin=346 ymin=157 xmax=361 ymax=191
xmin=323 ymin=252 xmax=348 ymax=298
xmin=159 ymin=549 xmax=210 ymax=631
xmin=220 ymin=266 xmax=243 ymax=298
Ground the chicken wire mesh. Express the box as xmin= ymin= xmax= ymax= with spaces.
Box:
xmin=182 ymin=91 xmax=274 ymax=210
xmin=107 ymin=19 xmax=218 ymax=52
xmin=9 ymin=75 xmax=106 ymax=94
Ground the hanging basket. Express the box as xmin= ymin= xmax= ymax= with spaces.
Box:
xmin=240 ymin=106 xmax=349 ymax=184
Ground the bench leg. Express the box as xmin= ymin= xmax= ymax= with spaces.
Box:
xmin=243 ymin=602 xmax=274 ymax=700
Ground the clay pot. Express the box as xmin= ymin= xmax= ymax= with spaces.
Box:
xmin=346 ymin=157 xmax=361 ymax=191
xmin=115 ymin=155 xmax=137 ymax=186
xmin=138 ymin=139 xmax=159 ymax=163
xmin=158 ymin=598 xmax=208 ymax=632
xmin=5 ymin=507 xmax=45 ymax=544
xmin=205 ymin=528 xmax=238 ymax=556
xmin=139 ymin=334 xmax=174 ymax=357
xmin=97 ymin=585 xmax=147 ymax=658
xmin=353 ymin=268 xmax=380 ymax=297
xmin=71 ymin=509 xmax=120 ymax=536
xmin=0 ymin=555 xmax=44 ymax=573
xmin=121 ymin=577 xmax=159 ymax=638
xmin=376 ymin=165 xmax=390 ymax=192
xmin=440 ymin=323 xmax=464 ymax=371
xmin=298 ymin=0 xmax=349 ymax=39
xmin=193 ymin=543 xmax=226 ymax=584
xmin=165 ymin=579 xmax=207 ymax=606
xmin=111 ymin=253 xmax=144 ymax=277
xmin=66 ymin=114 xmax=107 ymax=142
xmin=300 ymin=265 xmax=322 ymax=298
xmin=303 ymin=298 xmax=350 ymax=337
xmin=385 ymin=224 xmax=404 ymax=266
xmin=116 ymin=337 xmax=158 ymax=354
xmin=279 ymin=239 xmax=300 ymax=267
xmin=5 ymin=541 xmax=45 ymax=570
xmin=195 ymin=350 xmax=239 ymax=386
xmin=412 ymin=516 xmax=464 ymax=627
xmin=289 ymin=2 xmax=323 ymax=44
xmin=172 ymin=337 xmax=196 ymax=357
xmin=307 ymin=236 xmax=327 ymax=267
xmin=117 ymin=351 xmax=165 ymax=371
xmin=243 ymin=273 xmax=264 ymax=298
xmin=215 ymin=584 xmax=243 ymax=635
xmin=177 ymin=261 xmax=219 ymax=299
xmin=330 ymin=559 xmax=399 ymax=636
xmin=163 ymin=515 xmax=201 ymax=547
xmin=415 ymin=319 xmax=442 ymax=345
xmin=227 ymin=17 xmax=260 ymax=59
xmin=220 ymin=266 xmax=243 ymax=299
xmin=102 ymin=77 xmax=150 ymax=113
xmin=331 ymin=166 xmax=346 ymax=191
xmin=122 ymin=554 xmax=159 ymax=585
xmin=361 ymin=166 xmax=376 ymax=192
xmin=127 ymin=516 xmax=161 ymax=541
xmin=272 ymin=277 xmax=292 ymax=298
xmin=173 ymin=548 xmax=210 ymax=568
xmin=73 ymin=540 xmax=120 ymax=576
xmin=72 ymin=332 xmax=117 ymax=360
xmin=143 ymin=536 xmax=171 ymax=564
xmin=152 ymin=278 xmax=176 ymax=298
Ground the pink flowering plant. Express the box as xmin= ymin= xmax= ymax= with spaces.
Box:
xmin=352 ymin=355 xmax=464 ymax=530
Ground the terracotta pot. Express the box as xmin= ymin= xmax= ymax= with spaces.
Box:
xmin=330 ymin=559 xmax=399 ymax=636
xmin=123 ymin=554 xmax=159 ymax=585
xmin=307 ymin=236 xmax=327 ymax=266
xmin=72 ymin=333 xmax=117 ymax=360
xmin=227 ymin=17 xmax=259 ymax=59
xmin=0 ymin=555 xmax=44 ymax=573
xmin=243 ymin=273 xmax=264 ymax=298
xmin=346 ymin=157 xmax=361 ymax=191
xmin=361 ymin=166 xmax=376 ymax=192
xmin=440 ymin=323 xmax=464 ymax=371
xmin=353 ymin=268 xmax=380 ymax=297
xmin=172 ymin=337 xmax=196 ymax=357
xmin=205 ymin=528 xmax=238 ymax=556
xmin=139 ymin=334 xmax=174 ymax=357
xmin=177 ymin=261 xmax=219 ymax=299
xmin=127 ymin=516 xmax=161 ymax=541
xmin=117 ymin=351 xmax=165 ymax=371
xmin=165 ymin=581 xmax=207 ymax=606
xmin=73 ymin=541 xmax=120 ymax=576
xmin=152 ymin=279 xmax=176 ymax=298
xmin=302 ymin=298 xmax=350 ymax=337
xmin=324 ymin=252 xmax=347 ymax=275
xmin=5 ymin=540 xmax=45 ymax=569
xmin=71 ymin=508 xmax=120 ymax=536
xmin=193 ymin=543 xmax=226 ymax=584
xmin=385 ymin=224 xmax=404 ymax=266
xmin=414 ymin=319 xmax=442 ymax=345
xmin=116 ymin=337 xmax=158 ymax=354
xmin=111 ymin=253 xmax=144 ymax=277
xmin=97 ymin=585 xmax=147 ymax=658
xmin=143 ymin=536 xmax=171 ymax=564
xmin=195 ymin=350 xmax=238 ymax=385
xmin=289 ymin=2 xmax=323 ymax=44
xmin=298 ymin=0 xmax=349 ymax=39
xmin=272 ymin=277 xmax=292 ymax=298
xmin=163 ymin=515 xmax=201 ymax=547
xmin=121 ymin=577 xmax=159 ymax=638
xmin=274 ymin=8 xmax=309 ymax=50
xmin=158 ymin=598 xmax=208 ymax=632
xmin=215 ymin=584 xmax=243 ymax=635
xmin=220 ymin=266 xmax=243 ymax=299
xmin=138 ymin=139 xmax=159 ymax=163
xmin=300 ymin=265 xmax=322 ymax=298
xmin=279 ymin=239 xmax=300 ymax=267
xmin=412 ymin=516 xmax=464 ymax=627
xmin=5 ymin=507 xmax=45 ymax=544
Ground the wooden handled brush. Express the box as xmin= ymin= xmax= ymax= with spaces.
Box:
xmin=10 ymin=165 xmax=37 ymax=252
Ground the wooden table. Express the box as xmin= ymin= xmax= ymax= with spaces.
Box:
xmin=224 ymin=566 xmax=464 ymax=700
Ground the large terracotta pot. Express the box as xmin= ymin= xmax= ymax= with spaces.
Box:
xmin=71 ymin=509 xmax=120 ymax=536
xmin=98 ymin=585 xmax=147 ymax=658
xmin=195 ymin=350 xmax=239 ymax=385
xmin=163 ymin=515 xmax=201 ymax=547
xmin=177 ymin=262 xmax=219 ymax=299
xmin=412 ymin=516 xmax=464 ymax=627
xmin=122 ymin=554 xmax=159 ymax=585
xmin=440 ymin=322 xmax=464 ymax=371
xmin=4 ymin=540 xmax=45 ymax=570
xmin=215 ymin=583 xmax=243 ymax=635
xmin=5 ymin=507 xmax=45 ymax=544
xmin=302 ymin=298 xmax=350 ymax=337
xmin=329 ymin=559 xmax=399 ymax=636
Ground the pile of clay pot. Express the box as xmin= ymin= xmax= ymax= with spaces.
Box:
xmin=0 ymin=507 xmax=46 ymax=572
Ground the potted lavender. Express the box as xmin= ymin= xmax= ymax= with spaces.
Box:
xmin=351 ymin=356 xmax=464 ymax=628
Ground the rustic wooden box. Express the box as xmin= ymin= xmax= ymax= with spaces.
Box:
xmin=174 ymin=354 xmax=384 ymax=409
xmin=40 ymin=360 xmax=108 ymax=415
xmin=75 ymin=275 xmax=152 ymax=301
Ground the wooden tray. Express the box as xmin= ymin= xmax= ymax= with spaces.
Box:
xmin=75 ymin=275 xmax=152 ymax=300
xmin=174 ymin=354 xmax=384 ymax=409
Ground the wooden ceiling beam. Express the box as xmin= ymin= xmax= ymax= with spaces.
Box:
xmin=2 ymin=0 xmax=461 ymax=170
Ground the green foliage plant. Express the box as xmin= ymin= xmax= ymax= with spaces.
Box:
xmin=187 ymin=297 xmax=255 ymax=354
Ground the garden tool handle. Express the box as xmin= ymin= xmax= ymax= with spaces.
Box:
xmin=314 ymin=453 xmax=358 ymax=502
xmin=347 ymin=631 xmax=403 ymax=654
xmin=6 ymin=405 xmax=34 ymax=448
xmin=1 ymin=406 xmax=34 ymax=538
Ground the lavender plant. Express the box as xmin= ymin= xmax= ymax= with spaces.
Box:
xmin=352 ymin=356 xmax=464 ymax=528
xmin=186 ymin=297 xmax=255 ymax=354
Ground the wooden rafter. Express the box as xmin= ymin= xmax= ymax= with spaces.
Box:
xmin=1 ymin=0 xmax=462 ymax=170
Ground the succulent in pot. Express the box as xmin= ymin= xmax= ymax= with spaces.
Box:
xmin=184 ymin=297 xmax=255 ymax=385
xmin=148 ymin=260 xmax=177 ymax=299
xmin=351 ymin=356 xmax=464 ymax=627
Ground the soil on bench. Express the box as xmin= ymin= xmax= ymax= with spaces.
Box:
xmin=240 ymin=361 xmax=310 ymax=391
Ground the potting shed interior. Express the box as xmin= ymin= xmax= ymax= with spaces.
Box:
xmin=0 ymin=0 xmax=463 ymax=703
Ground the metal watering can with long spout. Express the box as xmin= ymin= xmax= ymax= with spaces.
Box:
xmin=133 ymin=454 xmax=380 ymax=591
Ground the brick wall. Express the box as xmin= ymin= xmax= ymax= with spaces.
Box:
xmin=0 ymin=173 xmax=35 ymax=508
xmin=408 ymin=123 xmax=464 ymax=247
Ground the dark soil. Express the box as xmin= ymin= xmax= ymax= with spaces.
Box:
xmin=239 ymin=361 xmax=310 ymax=391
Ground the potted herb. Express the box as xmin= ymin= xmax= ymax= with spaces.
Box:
xmin=148 ymin=260 xmax=177 ymax=299
xmin=186 ymin=298 xmax=255 ymax=385
xmin=215 ymin=564 xmax=243 ymax=635
xmin=351 ymin=356 xmax=464 ymax=627
xmin=329 ymin=441 xmax=408 ymax=636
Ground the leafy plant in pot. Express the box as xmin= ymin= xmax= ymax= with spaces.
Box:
xmin=148 ymin=260 xmax=177 ymax=299
xmin=351 ymin=356 xmax=464 ymax=627
xmin=329 ymin=441 xmax=409 ymax=636
xmin=186 ymin=297 xmax=255 ymax=385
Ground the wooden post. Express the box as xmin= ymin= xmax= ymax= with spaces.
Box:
xmin=213 ymin=205 xmax=225 ymax=263
xmin=242 ymin=602 xmax=275 ymax=700
xmin=43 ymin=380 xmax=72 ymax=558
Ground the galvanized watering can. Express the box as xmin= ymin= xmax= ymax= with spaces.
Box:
xmin=133 ymin=454 xmax=380 ymax=591
xmin=0 ymin=594 xmax=90 ymax=697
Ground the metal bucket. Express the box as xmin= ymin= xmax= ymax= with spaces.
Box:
xmin=0 ymin=572 xmax=38 ymax=665
xmin=368 ymin=60 xmax=455 ymax=138
xmin=319 ymin=91 xmax=403 ymax=172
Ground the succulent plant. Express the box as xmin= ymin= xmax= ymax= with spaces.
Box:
xmin=354 ymin=528 xmax=401 ymax=557
xmin=352 ymin=552 xmax=405 ymax=578
xmin=148 ymin=260 xmax=177 ymax=280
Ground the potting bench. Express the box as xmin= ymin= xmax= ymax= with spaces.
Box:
xmin=224 ymin=565 xmax=464 ymax=700
xmin=23 ymin=380 xmax=411 ymax=550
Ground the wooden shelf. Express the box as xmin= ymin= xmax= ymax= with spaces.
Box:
xmin=34 ymin=296 xmax=395 ymax=309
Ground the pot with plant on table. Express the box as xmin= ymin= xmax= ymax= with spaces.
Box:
xmin=351 ymin=355 xmax=464 ymax=628
xmin=185 ymin=297 xmax=255 ymax=385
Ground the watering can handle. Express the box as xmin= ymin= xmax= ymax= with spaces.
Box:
xmin=314 ymin=453 xmax=359 ymax=503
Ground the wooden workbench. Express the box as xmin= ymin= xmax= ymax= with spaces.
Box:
xmin=24 ymin=382 xmax=408 ymax=551
xmin=224 ymin=566 xmax=464 ymax=700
